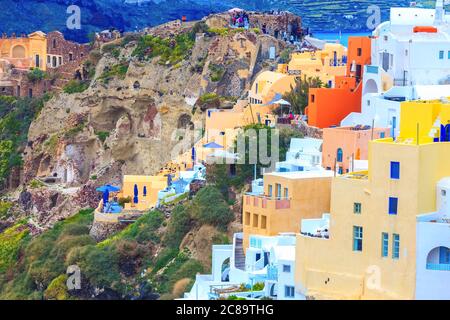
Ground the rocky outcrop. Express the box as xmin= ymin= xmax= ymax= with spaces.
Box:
xmin=13 ymin=23 xmax=287 ymax=230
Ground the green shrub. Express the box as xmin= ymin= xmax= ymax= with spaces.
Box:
xmin=209 ymin=64 xmax=225 ymax=82
xmin=189 ymin=186 xmax=234 ymax=229
xmin=0 ymin=224 xmax=29 ymax=273
xmin=95 ymin=131 xmax=110 ymax=143
xmin=163 ymin=205 xmax=191 ymax=249
xmin=63 ymin=80 xmax=89 ymax=94
xmin=0 ymin=201 xmax=13 ymax=219
xmin=29 ymin=179 xmax=44 ymax=189
xmin=27 ymin=68 xmax=46 ymax=83
xmin=131 ymin=33 xmax=194 ymax=65
xmin=98 ymin=61 xmax=129 ymax=84
xmin=44 ymin=275 xmax=69 ymax=300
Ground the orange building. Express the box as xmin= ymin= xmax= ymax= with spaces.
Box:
xmin=305 ymin=37 xmax=371 ymax=129
xmin=322 ymin=125 xmax=390 ymax=174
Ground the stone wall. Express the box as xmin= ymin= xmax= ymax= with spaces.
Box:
xmin=47 ymin=31 xmax=90 ymax=69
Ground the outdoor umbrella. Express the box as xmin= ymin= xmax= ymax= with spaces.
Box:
xmin=272 ymin=98 xmax=291 ymax=115
xmin=133 ymin=184 xmax=139 ymax=204
xmin=203 ymin=142 xmax=224 ymax=149
xmin=191 ymin=147 xmax=196 ymax=162
xmin=96 ymin=185 xmax=120 ymax=204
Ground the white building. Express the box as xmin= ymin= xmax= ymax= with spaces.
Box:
xmin=416 ymin=177 xmax=450 ymax=300
xmin=183 ymin=233 xmax=304 ymax=300
xmin=275 ymin=138 xmax=323 ymax=173
xmin=342 ymin=2 xmax=450 ymax=137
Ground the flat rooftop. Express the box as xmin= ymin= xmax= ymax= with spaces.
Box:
xmin=266 ymin=170 xmax=334 ymax=180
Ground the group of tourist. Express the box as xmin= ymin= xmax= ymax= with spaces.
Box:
xmin=230 ymin=11 xmax=250 ymax=29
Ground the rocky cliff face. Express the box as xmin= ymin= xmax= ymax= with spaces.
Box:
xmin=18 ymin=24 xmax=285 ymax=229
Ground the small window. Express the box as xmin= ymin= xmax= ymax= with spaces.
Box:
xmin=439 ymin=50 xmax=444 ymax=60
xmin=389 ymin=197 xmax=398 ymax=215
xmin=252 ymin=214 xmax=259 ymax=228
xmin=268 ymin=185 xmax=273 ymax=197
xmin=380 ymin=132 xmax=385 ymax=138
xmin=284 ymin=286 xmax=295 ymax=298
xmin=448 ymin=51 xmax=450 ymax=59
xmin=392 ymin=234 xmax=400 ymax=259
xmin=261 ymin=215 xmax=267 ymax=229
xmin=357 ymin=48 xmax=362 ymax=56
xmin=245 ymin=212 xmax=250 ymax=226
xmin=353 ymin=226 xmax=363 ymax=252
xmin=442 ymin=189 xmax=447 ymax=197
xmin=390 ymin=161 xmax=400 ymax=179
xmin=276 ymin=183 xmax=281 ymax=199
xmin=381 ymin=233 xmax=389 ymax=257
xmin=337 ymin=148 xmax=343 ymax=162
xmin=311 ymin=94 xmax=315 ymax=103
xmin=282 ymin=264 xmax=291 ymax=273
xmin=284 ymin=187 xmax=289 ymax=199
xmin=354 ymin=202 xmax=362 ymax=214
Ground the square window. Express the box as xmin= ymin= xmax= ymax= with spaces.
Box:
xmin=381 ymin=233 xmax=389 ymax=257
xmin=380 ymin=132 xmax=385 ymax=138
xmin=392 ymin=234 xmax=400 ymax=259
xmin=353 ymin=226 xmax=363 ymax=251
xmin=390 ymin=161 xmax=400 ymax=179
xmin=354 ymin=202 xmax=362 ymax=214
xmin=282 ymin=264 xmax=291 ymax=273
xmin=389 ymin=197 xmax=398 ymax=215
xmin=285 ymin=286 xmax=295 ymax=298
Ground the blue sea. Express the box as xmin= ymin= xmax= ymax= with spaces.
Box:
xmin=312 ymin=32 xmax=371 ymax=47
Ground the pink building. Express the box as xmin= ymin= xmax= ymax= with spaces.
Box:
xmin=322 ymin=125 xmax=390 ymax=174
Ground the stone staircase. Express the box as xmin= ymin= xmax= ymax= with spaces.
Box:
xmin=234 ymin=237 xmax=246 ymax=270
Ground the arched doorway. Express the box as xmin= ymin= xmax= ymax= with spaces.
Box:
xmin=426 ymin=246 xmax=450 ymax=270
xmin=363 ymin=79 xmax=379 ymax=96
xmin=221 ymin=258 xmax=230 ymax=282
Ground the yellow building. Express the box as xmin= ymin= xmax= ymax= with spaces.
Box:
xmin=286 ymin=43 xmax=347 ymax=86
xmin=398 ymin=98 xmax=450 ymax=144
xmin=242 ymin=170 xmax=333 ymax=251
xmin=0 ymin=31 xmax=47 ymax=71
xmin=121 ymin=175 xmax=168 ymax=211
xmin=294 ymin=99 xmax=450 ymax=299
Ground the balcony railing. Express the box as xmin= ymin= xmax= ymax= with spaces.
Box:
xmin=244 ymin=194 xmax=291 ymax=210
xmin=426 ymin=263 xmax=450 ymax=271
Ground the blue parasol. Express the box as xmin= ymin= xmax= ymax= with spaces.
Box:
xmin=133 ymin=184 xmax=139 ymax=204
xmin=96 ymin=185 xmax=120 ymax=205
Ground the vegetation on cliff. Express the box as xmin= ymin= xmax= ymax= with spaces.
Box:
xmin=0 ymin=184 xmax=234 ymax=300
xmin=0 ymin=95 xmax=52 ymax=183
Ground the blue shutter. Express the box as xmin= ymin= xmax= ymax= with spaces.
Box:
xmin=390 ymin=161 xmax=400 ymax=179
xmin=389 ymin=197 xmax=398 ymax=215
